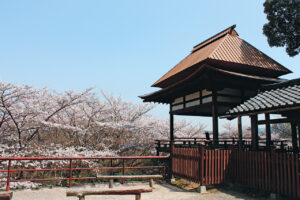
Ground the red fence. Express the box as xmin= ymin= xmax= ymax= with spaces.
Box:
xmin=172 ymin=146 xmax=300 ymax=198
xmin=0 ymin=156 xmax=168 ymax=191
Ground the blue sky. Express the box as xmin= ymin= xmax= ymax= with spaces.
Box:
xmin=0 ymin=1 xmax=299 ymax=131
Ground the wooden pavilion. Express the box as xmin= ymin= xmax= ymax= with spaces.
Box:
xmin=140 ymin=25 xmax=300 ymax=198
xmin=140 ymin=25 xmax=291 ymax=147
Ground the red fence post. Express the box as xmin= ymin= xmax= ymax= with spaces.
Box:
xmin=122 ymin=159 xmax=125 ymax=184
xmin=69 ymin=159 xmax=73 ymax=188
xmin=6 ymin=160 xmax=11 ymax=191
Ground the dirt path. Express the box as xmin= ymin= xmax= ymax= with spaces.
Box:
xmin=11 ymin=182 xmax=264 ymax=200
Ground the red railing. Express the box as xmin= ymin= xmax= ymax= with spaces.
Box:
xmin=0 ymin=156 xmax=169 ymax=191
xmin=172 ymin=146 xmax=300 ymax=198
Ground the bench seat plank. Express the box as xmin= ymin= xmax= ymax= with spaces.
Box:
xmin=67 ymin=187 xmax=152 ymax=200
xmin=67 ymin=187 xmax=152 ymax=196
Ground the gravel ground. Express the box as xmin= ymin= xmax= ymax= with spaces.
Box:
xmin=11 ymin=182 xmax=266 ymax=200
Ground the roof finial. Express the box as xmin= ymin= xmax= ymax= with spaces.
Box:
xmin=229 ymin=24 xmax=237 ymax=35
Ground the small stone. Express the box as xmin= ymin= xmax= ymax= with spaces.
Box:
xmin=197 ymin=186 xmax=207 ymax=194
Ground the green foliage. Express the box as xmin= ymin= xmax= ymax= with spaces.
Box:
xmin=263 ymin=0 xmax=300 ymax=56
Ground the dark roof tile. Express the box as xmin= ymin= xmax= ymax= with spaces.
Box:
xmin=225 ymin=79 xmax=300 ymax=116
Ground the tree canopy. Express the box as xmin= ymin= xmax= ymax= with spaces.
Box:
xmin=263 ymin=0 xmax=300 ymax=57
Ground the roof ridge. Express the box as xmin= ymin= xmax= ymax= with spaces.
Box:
xmin=261 ymin=78 xmax=300 ymax=92
xmin=191 ymin=25 xmax=237 ymax=53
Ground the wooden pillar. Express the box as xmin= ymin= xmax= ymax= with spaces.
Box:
xmin=238 ymin=116 xmax=243 ymax=149
xmin=291 ymin=123 xmax=298 ymax=152
xmin=169 ymin=104 xmax=174 ymax=179
xmin=250 ymin=115 xmax=258 ymax=150
xmin=298 ymin=124 xmax=300 ymax=151
xmin=265 ymin=113 xmax=271 ymax=150
xmin=212 ymin=89 xmax=218 ymax=147
xmin=170 ymin=104 xmax=174 ymax=141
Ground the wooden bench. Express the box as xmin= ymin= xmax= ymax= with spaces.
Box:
xmin=97 ymin=175 xmax=163 ymax=188
xmin=0 ymin=192 xmax=13 ymax=200
xmin=66 ymin=187 xmax=152 ymax=200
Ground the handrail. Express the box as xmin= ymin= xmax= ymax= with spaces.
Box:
xmin=0 ymin=156 xmax=169 ymax=161
xmin=0 ymin=156 xmax=169 ymax=191
xmin=155 ymin=138 xmax=293 ymax=152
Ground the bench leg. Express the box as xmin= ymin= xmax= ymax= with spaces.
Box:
xmin=78 ymin=195 xmax=85 ymax=200
xmin=109 ymin=179 xmax=114 ymax=188
xmin=149 ymin=178 xmax=154 ymax=188
xmin=135 ymin=194 xmax=141 ymax=200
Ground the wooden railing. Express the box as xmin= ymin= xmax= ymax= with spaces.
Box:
xmin=157 ymin=138 xmax=292 ymax=153
xmin=172 ymin=145 xmax=300 ymax=198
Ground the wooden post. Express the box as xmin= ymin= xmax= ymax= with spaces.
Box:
xmin=109 ymin=179 xmax=114 ymax=188
xmin=250 ymin=115 xmax=258 ymax=150
xmin=212 ymin=89 xmax=219 ymax=147
xmin=170 ymin=104 xmax=174 ymax=141
xmin=169 ymin=107 xmax=174 ymax=179
xmin=238 ymin=116 xmax=242 ymax=149
xmin=291 ymin=123 xmax=298 ymax=152
xmin=135 ymin=194 xmax=141 ymax=200
xmin=149 ymin=178 xmax=154 ymax=187
xmin=265 ymin=114 xmax=271 ymax=150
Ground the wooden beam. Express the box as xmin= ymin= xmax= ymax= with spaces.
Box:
xmin=238 ymin=116 xmax=242 ymax=149
xmin=258 ymin=117 xmax=291 ymax=125
xmin=250 ymin=115 xmax=258 ymax=150
xmin=265 ymin=114 xmax=271 ymax=150
xmin=170 ymin=104 xmax=174 ymax=141
xmin=291 ymin=123 xmax=298 ymax=152
xmin=212 ymin=89 xmax=219 ymax=146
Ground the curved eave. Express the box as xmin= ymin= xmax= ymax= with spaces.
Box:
xmin=140 ymin=65 xmax=283 ymax=104
xmin=221 ymin=104 xmax=300 ymax=119
xmin=140 ymin=64 xmax=207 ymax=103
xmin=152 ymin=58 xmax=291 ymax=89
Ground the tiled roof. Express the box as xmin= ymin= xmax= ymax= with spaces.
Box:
xmin=225 ymin=79 xmax=300 ymax=116
xmin=152 ymin=25 xmax=291 ymax=88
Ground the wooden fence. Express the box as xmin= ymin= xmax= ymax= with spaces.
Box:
xmin=172 ymin=146 xmax=300 ymax=198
